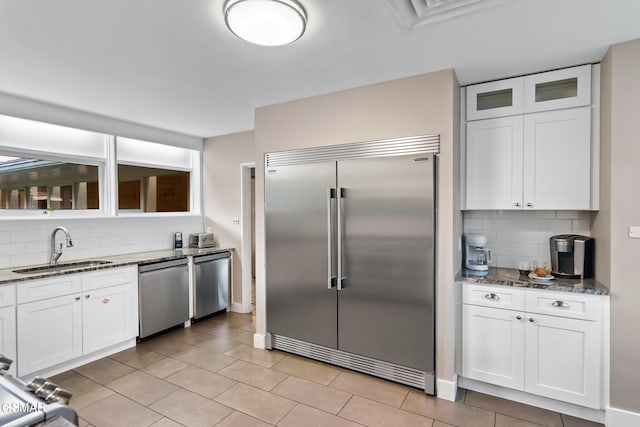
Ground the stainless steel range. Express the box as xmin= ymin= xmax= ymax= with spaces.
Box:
xmin=0 ymin=355 xmax=78 ymax=426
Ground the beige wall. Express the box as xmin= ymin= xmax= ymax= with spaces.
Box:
xmin=593 ymin=39 xmax=640 ymax=413
xmin=254 ymin=70 xmax=462 ymax=388
xmin=203 ymin=131 xmax=255 ymax=311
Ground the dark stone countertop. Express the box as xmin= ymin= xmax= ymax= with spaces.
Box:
xmin=456 ymin=267 xmax=609 ymax=296
xmin=0 ymin=247 xmax=233 ymax=285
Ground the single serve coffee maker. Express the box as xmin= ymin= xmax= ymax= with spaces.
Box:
xmin=464 ymin=234 xmax=492 ymax=272
xmin=549 ymin=234 xmax=594 ymax=279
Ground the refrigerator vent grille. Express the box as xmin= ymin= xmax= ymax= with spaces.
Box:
xmin=266 ymin=135 xmax=440 ymax=167
xmin=271 ymin=334 xmax=427 ymax=390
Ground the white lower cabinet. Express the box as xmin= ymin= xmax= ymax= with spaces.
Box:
xmin=0 ymin=303 xmax=17 ymax=375
xmin=17 ymin=266 xmax=138 ymax=377
xmin=462 ymin=284 xmax=603 ymax=409
xmin=83 ymin=283 xmax=134 ymax=354
xmin=524 ymin=312 xmax=600 ymax=408
xmin=17 ymin=294 xmax=83 ymax=375
xmin=462 ymin=304 xmax=524 ymax=390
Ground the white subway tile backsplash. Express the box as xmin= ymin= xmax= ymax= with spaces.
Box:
xmin=505 ymin=219 xmax=540 ymax=231
xmin=11 ymin=230 xmax=47 ymax=244
xmin=464 ymin=210 xmax=496 ymax=219
xmin=464 ymin=219 xmax=483 ymax=230
xmin=0 ymin=243 xmax=26 ymax=257
xmin=572 ymin=220 xmax=591 ymax=233
xmin=0 ymin=257 xmax=10 ymax=269
xmin=492 ymin=242 xmax=540 ymax=258
xmin=463 ymin=210 xmax=591 ymax=269
xmin=25 ymin=241 xmax=48 ymax=254
xmin=556 ymin=210 xmax=589 ymax=220
xmin=538 ymin=245 xmax=552 ymax=258
xmin=0 ymin=221 xmax=25 ymax=232
xmin=0 ymin=232 xmax=10 ymax=245
xmin=494 ymin=211 xmax=526 ymax=219
xmin=518 ymin=210 xmax=557 ymax=219
xmin=0 ymin=215 xmax=203 ymax=268
xmin=11 ymin=253 xmax=46 ymax=267
xmin=541 ymin=220 xmax=573 ymax=232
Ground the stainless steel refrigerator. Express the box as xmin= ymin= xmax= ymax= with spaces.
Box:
xmin=265 ymin=136 xmax=438 ymax=393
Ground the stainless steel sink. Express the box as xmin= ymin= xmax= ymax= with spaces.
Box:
xmin=13 ymin=260 xmax=113 ymax=274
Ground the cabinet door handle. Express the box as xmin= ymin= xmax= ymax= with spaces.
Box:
xmin=514 ymin=202 xmax=521 ymax=207
xmin=529 ymin=318 xmax=535 ymax=323
xmin=516 ymin=315 xmax=522 ymax=320
xmin=75 ymin=296 xmax=81 ymax=301
xmin=526 ymin=202 xmax=534 ymax=208
xmin=552 ymin=300 xmax=570 ymax=308
xmin=484 ymin=293 xmax=500 ymax=301
xmin=85 ymin=294 xmax=91 ymax=299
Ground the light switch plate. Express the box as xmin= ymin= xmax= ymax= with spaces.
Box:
xmin=629 ymin=226 xmax=640 ymax=238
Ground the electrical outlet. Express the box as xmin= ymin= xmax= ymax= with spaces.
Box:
xmin=232 ymin=219 xmax=240 ymax=225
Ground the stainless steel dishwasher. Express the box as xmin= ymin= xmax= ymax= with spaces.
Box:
xmin=138 ymin=257 xmax=189 ymax=338
xmin=193 ymin=252 xmax=231 ymax=319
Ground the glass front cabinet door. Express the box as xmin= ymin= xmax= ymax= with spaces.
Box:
xmin=466 ymin=77 xmax=524 ymax=121
xmin=523 ymin=65 xmax=591 ymax=113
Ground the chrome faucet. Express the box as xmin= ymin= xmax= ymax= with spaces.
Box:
xmin=50 ymin=226 xmax=73 ymax=265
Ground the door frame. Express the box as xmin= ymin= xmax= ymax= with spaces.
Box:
xmin=240 ymin=162 xmax=256 ymax=314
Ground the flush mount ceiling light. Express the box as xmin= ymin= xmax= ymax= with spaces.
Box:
xmin=224 ymin=0 xmax=307 ymax=46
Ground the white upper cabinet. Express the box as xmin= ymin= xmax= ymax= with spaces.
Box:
xmin=467 ymin=77 xmax=524 ymax=121
xmin=463 ymin=64 xmax=598 ymax=210
xmin=523 ymin=107 xmax=591 ymax=210
xmin=466 ymin=116 xmax=524 ymax=209
xmin=523 ymin=65 xmax=591 ymax=113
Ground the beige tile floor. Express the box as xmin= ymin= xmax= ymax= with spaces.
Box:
xmin=51 ymin=312 xmax=603 ymax=427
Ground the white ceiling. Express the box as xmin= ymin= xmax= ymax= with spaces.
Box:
xmin=0 ymin=0 xmax=639 ymax=138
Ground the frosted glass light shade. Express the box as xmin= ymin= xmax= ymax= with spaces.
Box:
xmin=224 ymin=0 xmax=307 ymax=46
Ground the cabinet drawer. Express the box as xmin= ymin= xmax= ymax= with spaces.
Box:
xmin=0 ymin=284 xmax=16 ymax=308
xmin=83 ymin=266 xmax=136 ymax=292
xmin=525 ymin=290 xmax=601 ymax=321
xmin=17 ymin=275 xmax=82 ymax=304
xmin=463 ymin=284 xmax=525 ymax=311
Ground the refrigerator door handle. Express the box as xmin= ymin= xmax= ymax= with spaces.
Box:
xmin=327 ymin=188 xmax=337 ymax=288
xmin=337 ymin=187 xmax=345 ymax=290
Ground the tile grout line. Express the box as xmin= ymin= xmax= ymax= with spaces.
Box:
xmin=398 ymin=388 xmax=410 ymax=409
xmin=274 ymin=401 xmax=300 ymax=426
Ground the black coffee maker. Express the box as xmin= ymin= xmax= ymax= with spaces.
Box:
xmin=549 ymin=234 xmax=595 ymax=279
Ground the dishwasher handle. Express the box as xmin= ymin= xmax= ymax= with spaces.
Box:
xmin=139 ymin=258 xmax=188 ymax=273
xmin=194 ymin=252 xmax=231 ymax=264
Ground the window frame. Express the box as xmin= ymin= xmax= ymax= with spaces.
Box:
xmin=0 ymin=119 xmax=202 ymax=219
xmin=0 ymin=146 xmax=109 ymax=218
xmin=115 ymin=161 xmax=196 ymax=215
xmin=114 ymin=137 xmax=201 ymax=217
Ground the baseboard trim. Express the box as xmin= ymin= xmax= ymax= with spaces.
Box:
xmin=20 ymin=339 xmax=136 ymax=381
xmin=437 ymin=375 xmax=458 ymax=401
xmin=459 ymin=377 xmax=605 ymax=424
xmin=253 ymin=333 xmax=267 ymax=349
xmin=606 ymin=406 xmax=640 ymax=427
xmin=230 ymin=302 xmax=252 ymax=313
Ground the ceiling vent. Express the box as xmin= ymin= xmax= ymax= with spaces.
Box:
xmin=387 ymin=0 xmax=505 ymax=30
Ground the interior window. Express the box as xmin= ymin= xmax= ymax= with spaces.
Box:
xmin=117 ymin=164 xmax=190 ymax=212
xmin=0 ymin=156 xmax=100 ymax=211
